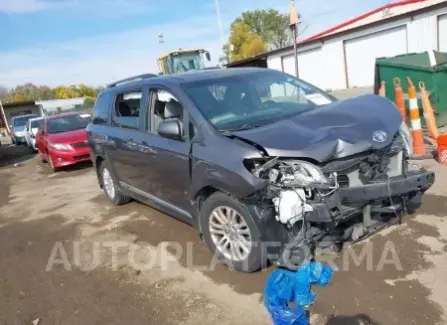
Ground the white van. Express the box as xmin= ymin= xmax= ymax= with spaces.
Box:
xmin=25 ymin=117 xmax=43 ymax=151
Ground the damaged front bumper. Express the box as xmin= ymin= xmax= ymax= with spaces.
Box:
xmin=245 ymin=135 xmax=435 ymax=270
xmin=274 ymin=168 xmax=434 ymax=270
xmin=308 ymin=169 xmax=435 ymax=223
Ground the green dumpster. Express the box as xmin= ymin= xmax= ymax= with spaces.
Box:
xmin=374 ymin=51 xmax=447 ymax=127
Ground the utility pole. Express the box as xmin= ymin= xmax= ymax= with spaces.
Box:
xmin=214 ymin=0 xmax=224 ymax=45
xmin=215 ymin=0 xmax=227 ymax=64
xmin=289 ymin=0 xmax=299 ymax=78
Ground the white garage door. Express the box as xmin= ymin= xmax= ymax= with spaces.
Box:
xmin=439 ymin=14 xmax=447 ymax=51
xmin=345 ymin=26 xmax=407 ymax=88
xmin=281 ymin=47 xmax=326 ymax=89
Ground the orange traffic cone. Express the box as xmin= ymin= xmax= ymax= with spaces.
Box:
xmin=393 ymin=78 xmax=407 ymax=124
xmin=419 ymin=81 xmax=439 ymax=140
xmin=407 ymin=77 xmax=426 ymax=155
xmin=378 ymin=81 xmax=386 ymax=97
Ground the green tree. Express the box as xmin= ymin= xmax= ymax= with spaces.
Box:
xmin=234 ymin=9 xmax=295 ymax=50
xmin=37 ymin=85 xmax=56 ymax=100
xmin=13 ymin=83 xmax=40 ymax=101
xmin=83 ymin=97 xmax=95 ymax=109
xmin=55 ymin=85 xmax=79 ymax=99
xmin=228 ymin=22 xmax=267 ymax=62
xmin=13 ymin=93 xmax=26 ymax=102
xmin=78 ymin=84 xmax=96 ymax=97
xmin=5 ymin=83 xmax=103 ymax=103
xmin=0 ymin=85 xmax=12 ymax=104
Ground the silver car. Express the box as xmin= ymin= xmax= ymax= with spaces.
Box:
xmin=25 ymin=117 xmax=43 ymax=151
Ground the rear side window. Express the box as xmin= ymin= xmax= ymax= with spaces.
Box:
xmin=112 ymin=90 xmax=142 ymax=130
xmin=31 ymin=119 xmax=42 ymax=129
xmin=92 ymin=92 xmax=113 ymax=125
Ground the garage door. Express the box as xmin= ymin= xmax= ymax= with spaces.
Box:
xmin=281 ymin=47 xmax=326 ymax=89
xmin=345 ymin=26 xmax=407 ymax=88
xmin=439 ymin=14 xmax=447 ymax=51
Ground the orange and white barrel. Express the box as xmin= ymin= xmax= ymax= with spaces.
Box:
xmin=407 ymin=77 xmax=426 ymax=155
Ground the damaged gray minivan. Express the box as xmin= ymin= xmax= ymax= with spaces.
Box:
xmin=88 ymin=68 xmax=435 ymax=272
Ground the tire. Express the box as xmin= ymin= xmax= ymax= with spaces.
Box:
xmin=39 ymin=150 xmax=47 ymax=163
xmin=200 ymin=192 xmax=263 ymax=273
xmin=99 ymin=160 xmax=131 ymax=205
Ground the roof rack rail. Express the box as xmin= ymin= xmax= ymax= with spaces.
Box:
xmin=107 ymin=73 xmax=157 ymax=88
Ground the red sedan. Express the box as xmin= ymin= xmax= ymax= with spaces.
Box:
xmin=36 ymin=112 xmax=92 ymax=172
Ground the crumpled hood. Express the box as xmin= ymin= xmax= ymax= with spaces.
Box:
xmin=232 ymin=94 xmax=403 ymax=162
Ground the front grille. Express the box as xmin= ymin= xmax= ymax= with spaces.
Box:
xmin=74 ymin=155 xmax=90 ymax=161
xmin=324 ymin=134 xmax=405 ymax=187
xmin=71 ymin=141 xmax=89 ymax=148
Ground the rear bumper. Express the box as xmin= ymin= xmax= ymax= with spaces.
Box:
xmin=49 ymin=147 xmax=91 ymax=167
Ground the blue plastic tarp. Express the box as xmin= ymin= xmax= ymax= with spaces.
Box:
xmin=264 ymin=262 xmax=334 ymax=325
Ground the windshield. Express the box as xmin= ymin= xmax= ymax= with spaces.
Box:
xmin=13 ymin=115 xmax=37 ymax=128
xmin=164 ymin=52 xmax=204 ymax=74
xmin=184 ymin=70 xmax=334 ymax=131
xmin=48 ymin=114 xmax=91 ymax=134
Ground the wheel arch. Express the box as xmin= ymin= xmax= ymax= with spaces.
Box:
xmin=192 ymin=185 xmax=231 ymax=233
xmin=191 ymin=184 xmax=264 ymax=236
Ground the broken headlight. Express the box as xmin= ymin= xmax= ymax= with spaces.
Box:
xmin=279 ymin=160 xmax=335 ymax=189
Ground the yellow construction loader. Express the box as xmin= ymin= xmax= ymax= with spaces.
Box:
xmin=157 ymin=48 xmax=211 ymax=75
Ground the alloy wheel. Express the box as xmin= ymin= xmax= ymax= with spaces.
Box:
xmin=209 ymin=206 xmax=252 ymax=262
xmin=102 ymin=168 xmax=116 ymax=199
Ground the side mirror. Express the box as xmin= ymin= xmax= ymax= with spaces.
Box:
xmin=205 ymin=51 xmax=211 ymax=61
xmin=158 ymin=119 xmax=183 ymax=140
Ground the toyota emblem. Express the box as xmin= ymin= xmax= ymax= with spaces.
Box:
xmin=372 ymin=130 xmax=387 ymax=143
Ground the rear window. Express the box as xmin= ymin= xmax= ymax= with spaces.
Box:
xmin=31 ymin=119 xmax=42 ymax=129
xmin=14 ymin=116 xmax=35 ymax=127
xmin=48 ymin=114 xmax=91 ymax=134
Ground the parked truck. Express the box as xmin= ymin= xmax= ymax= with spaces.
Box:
xmin=0 ymin=100 xmax=44 ymax=138
xmin=157 ymin=48 xmax=211 ymax=75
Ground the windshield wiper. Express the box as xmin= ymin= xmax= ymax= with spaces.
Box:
xmin=220 ymin=124 xmax=261 ymax=132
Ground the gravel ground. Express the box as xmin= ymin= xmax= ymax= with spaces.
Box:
xmin=1 ymin=135 xmax=446 ymax=325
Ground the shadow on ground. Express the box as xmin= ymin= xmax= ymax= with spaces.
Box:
xmin=38 ymin=160 xmax=93 ymax=178
xmin=325 ymin=314 xmax=381 ymax=325
xmin=0 ymin=142 xmax=36 ymax=168
xmin=0 ymin=213 xmax=193 ymax=325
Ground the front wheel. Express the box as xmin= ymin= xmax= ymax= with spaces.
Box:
xmin=200 ymin=192 xmax=264 ymax=273
xmin=99 ymin=161 xmax=131 ymax=205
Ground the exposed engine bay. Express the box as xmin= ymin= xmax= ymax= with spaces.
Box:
xmin=245 ymin=132 xmax=435 ymax=270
